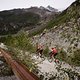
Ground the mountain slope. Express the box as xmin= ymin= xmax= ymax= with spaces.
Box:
xmin=28 ymin=0 xmax=80 ymax=36
xmin=47 ymin=0 xmax=80 ymax=28
xmin=0 ymin=10 xmax=40 ymax=35
xmin=0 ymin=7 xmax=58 ymax=35
xmin=32 ymin=0 xmax=80 ymax=66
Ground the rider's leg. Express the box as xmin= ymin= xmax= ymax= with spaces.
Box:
xmin=54 ymin=53 xmax=59 ymax=63
xmin=54 ymin=53 xmax=57 ymax=58
xmin=49 ymin=52 xmax=53 ymax=59
xmin=48 ymin=52 xmax=54 ymax=62
xmin=39 ymin=49 xmax=43 ymax=57
xmin=36 ymin=49 xmax=40 ymax=55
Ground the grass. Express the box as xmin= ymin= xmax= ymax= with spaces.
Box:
xmin=43 ymin=46 xmax=49 ymax=57
xmin=0 ymin=31 xmax=38 ymax=71
xmin=55 ymin=48 xmax=67 ymax=61
xmin=2 ymin=31 xmax=35 ymax=53
xmin=55 ymin=47 xmax=80 ymax=66
xmin=7 ymin=47 xmax=37 ymax=71
xmin=71 ymin=49 xmax=80 ymax=66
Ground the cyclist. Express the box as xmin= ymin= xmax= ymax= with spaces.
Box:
xmin=49 ymin=47 xmax=58 ymax=59
xmin=36 ymin=43 xmax=43 ymax=58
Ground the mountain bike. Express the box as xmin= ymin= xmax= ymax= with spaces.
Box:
xmin=36 ymin=52 xmax=45 ymax=61
xmin=47 ymin=52 xmax=62 ymax=65
xmin=47 ymin=56 xmax=54 ymax=63
xmin=47 ymin=52 xmax=55 ymax=62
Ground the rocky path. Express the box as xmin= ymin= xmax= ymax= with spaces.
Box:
xmin=32 ymin=54 xmax=80 ymax=80
xmin=0 ymin=76 xmax=17 ymax=80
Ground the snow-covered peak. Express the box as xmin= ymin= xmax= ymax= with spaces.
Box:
xmin=47 ymin=5 xmax=58 ymax=12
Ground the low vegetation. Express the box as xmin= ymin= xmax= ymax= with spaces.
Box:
xmin=0 ymin=31 xmax=37 ymax=71
xmin=43 ymin=46 xmax=49 ymax=57
xmin=7 ymin=47 xmax=36 ymax=71
xmin=71 ymin=49 xmax=80 ymax=66
xmin=55 ymin=48 xmax=67 ymax=62
xmin=2 ymin=31 xmax=35 ymax=53
xmin=0 ymin=57 xmax=13 ymax=76
xmin=54 ymin=47 xmax=80 ymax=66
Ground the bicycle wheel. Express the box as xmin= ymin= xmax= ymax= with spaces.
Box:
xmin=55 ymin=59 xmax=62 ymax=66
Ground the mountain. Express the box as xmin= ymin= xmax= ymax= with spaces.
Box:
xmin=47 ymin=0 xmax=80 ymax=28
xmin=0 ymin=9 xmax=40 ymax=35
xmin=47 ymin=5 xmax=58 ymax=12
xmin=0 ymin=7 xmax=59 ymax=35
xmin=25 ymin=6 xmax=59 ymax=21
xmin=32 ymin=0 xmax=80 ymax=66
xmin=0 ymin=1 xmax=80 ymax=79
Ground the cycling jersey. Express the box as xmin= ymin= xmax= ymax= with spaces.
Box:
xmin=52 ymin=48 xmax=57 ymax=54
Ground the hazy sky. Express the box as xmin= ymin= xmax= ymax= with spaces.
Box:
xmin=0 ymin=0 xmax=76 ymax=11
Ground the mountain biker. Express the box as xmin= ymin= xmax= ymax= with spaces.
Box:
xmin=49 ymin=47 xmax=58 ymax=59
xmin=36 ymin=43 xmax=43 ymax=57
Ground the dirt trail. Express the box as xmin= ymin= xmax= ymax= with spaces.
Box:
xmin=32 ymin=54 xmax=80 ymax=80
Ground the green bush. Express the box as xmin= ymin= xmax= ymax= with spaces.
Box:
xmin=71 ymin=49 xmax=80 ymax=66
xmin=56 ymin=48 xmax=67 ymax=61
xmin=7 ymin=47 xmax=36 ymax=71
xmin=4 ymin=32 xmax=35 ymax=53
xmin=62 ymin=48 xmax=80 ymax=66
xmin=43 ymin=46 xmax=49 ymax=57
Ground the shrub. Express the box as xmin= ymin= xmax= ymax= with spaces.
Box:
xmin=4 ymin=32 xmax=35 ymax=53
xmin=43 ymin=46 xmax=49 ymax=57
xmin=71 ymin=49 xmax=80 ymax=66
xmin=56 ymin=48 xmax=67 ymax=61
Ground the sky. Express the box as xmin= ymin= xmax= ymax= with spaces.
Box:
xmin=0 ymin=0 xmax=76 ymax=11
